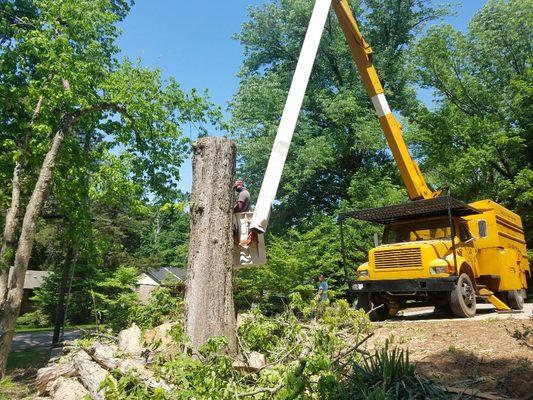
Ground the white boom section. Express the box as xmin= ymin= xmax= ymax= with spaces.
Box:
xmin=249 ymin=0 xmax=331 ymax=233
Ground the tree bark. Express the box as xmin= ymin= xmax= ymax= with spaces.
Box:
xmin=0 ymin=162 xmax=20 ymax=307
xmin=185 ymin=136 xmax=237 ymax=355
xmin=52 ymin=242 xmax=75 ymax=344
xmin=0 ymin=90 xmax=48 ymax=307
xmin=0 ymin=122 xmax=69 ymax=378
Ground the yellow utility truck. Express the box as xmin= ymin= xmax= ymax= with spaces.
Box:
xmin=332 ymin=0 xmax=530 ymax=319
xmin=340 ymin=197 xmax=529 ymax=319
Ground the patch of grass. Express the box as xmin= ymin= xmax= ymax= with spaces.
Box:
xmin=0 ymin=376 xmax=34 ymax=400
xmin=7 ymin=348 xmax=49 ymax=372
xmin=14 ymin=323 xmax=101 ymax=333
xmin=13 ymin=326 xmax=53 ymax=334
xmin=448 ymin=345 xmax=459 ymax=353
xmin=3 ymin=348 xmax=48 ymax=400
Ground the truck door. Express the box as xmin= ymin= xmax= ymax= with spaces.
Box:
xmin=456 ymin=222 xmax=478 ymax=277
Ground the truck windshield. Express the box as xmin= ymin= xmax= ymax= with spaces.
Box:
xmin=382 ymin=219 xmax=452 ymax=244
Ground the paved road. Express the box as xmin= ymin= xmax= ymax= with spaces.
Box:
xmin=389 ymin=302 xmax=533 ymax=323
xmin=11 ymin=329 xmax=83 ymax=351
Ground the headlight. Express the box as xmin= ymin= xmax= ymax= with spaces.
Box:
xmin=358 ymin=270 xmax=369 ymax=278
xmin=430 ymin=266 xmax=447 ymax=274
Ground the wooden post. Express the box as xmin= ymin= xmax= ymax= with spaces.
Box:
xmin=185 ymin=137 xmax=237 ymax=355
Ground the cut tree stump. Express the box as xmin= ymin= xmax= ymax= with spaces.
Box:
xmin=185 ymin=136 xmax=237 ymax=355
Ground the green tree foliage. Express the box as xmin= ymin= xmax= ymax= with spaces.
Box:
xmin=412 ymin=0 xmax=533 ymax=243
xmin=235 ymin=170 xmax=405 ymax=310
xmin=31 ymin=198 xmax=189 ymax=325
xmin=0 ymin=0 xmax=215 ymax=336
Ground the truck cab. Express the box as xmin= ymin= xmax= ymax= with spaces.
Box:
xmin=341 ymin=196 xmax=529 ymax=320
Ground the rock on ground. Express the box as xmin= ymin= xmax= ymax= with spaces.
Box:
xmin=51 ymin=377 xmax=89 ymax=400
xmin=117 ymin=323 xmax=143 ymax=356
xmin=144 ymin=322 xmax=177 ymax=348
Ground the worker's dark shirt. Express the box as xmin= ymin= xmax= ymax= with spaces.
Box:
xmin=236 ymin=188 xmax=250 ymax=212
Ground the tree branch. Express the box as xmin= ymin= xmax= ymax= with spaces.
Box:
xmin=70 ymin=102 xmax=133 ymax=125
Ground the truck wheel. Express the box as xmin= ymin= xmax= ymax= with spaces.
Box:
xmin=506 ymin=290 xmax=524 ymax=310
xmin=356 ymin=293 xmax=389 ymax=321
xmin=449 ymin=273 xmax=476 ymax=318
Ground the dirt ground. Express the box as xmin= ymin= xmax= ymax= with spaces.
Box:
xmin=367 ymin=312 xmax=533 ymax=400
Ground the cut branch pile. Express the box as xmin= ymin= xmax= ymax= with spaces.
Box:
xmin=34 ymin=304 xmax=374 ymax=400
xmin=35 ymin=302 xmax=463 ymax=399
xmin=35 ymin=323 xmax=173 ymax=400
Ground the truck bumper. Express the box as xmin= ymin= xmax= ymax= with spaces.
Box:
xmin=352 ymin=277 xmax=457 ymax=293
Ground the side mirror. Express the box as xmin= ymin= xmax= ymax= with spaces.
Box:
xmin=373 ymin=232 xmax=380 ymax=247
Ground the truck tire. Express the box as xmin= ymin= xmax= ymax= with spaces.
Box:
xmin=506 ymin=290 xmax=524 ymax=310
xmin=449 ymin=273 xmax=476 ymax=318
xmin=356 ymin=293 xmax=389 ymax=321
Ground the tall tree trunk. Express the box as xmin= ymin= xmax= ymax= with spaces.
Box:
xmin=52 ymin=242 xmax=75 ymax=345
xmin=0 ymin=163 xmax=21 ymax=307
xmin=185 ymin=137 xmax=237 ymax=356
xmin=0 ymin=92 xmax=47 ymax=307
xmin=0 ymin=123 xmax=68 ymax=378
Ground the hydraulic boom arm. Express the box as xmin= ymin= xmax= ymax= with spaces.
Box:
xmin=332 ymin=0 xmax=438 ymax=201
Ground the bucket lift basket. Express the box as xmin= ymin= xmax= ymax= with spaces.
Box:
xmin=233 ymin=212 xmax=267 ymax=267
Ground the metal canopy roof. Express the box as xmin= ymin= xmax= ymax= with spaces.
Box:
xmin=339 ymin=196 xmax=481 ymax=225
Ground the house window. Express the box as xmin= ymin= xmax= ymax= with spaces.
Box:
xmin=478 ymin=220 xmax=488 ymax=238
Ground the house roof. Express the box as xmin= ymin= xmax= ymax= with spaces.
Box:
xmin=8 ymin=269 xmax=52 ymax=290
xmin=144 ymin=267 xmax=186 ymax=285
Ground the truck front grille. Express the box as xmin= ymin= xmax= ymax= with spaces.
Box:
xmin=374 ymin=248 xmax=422 ymax=269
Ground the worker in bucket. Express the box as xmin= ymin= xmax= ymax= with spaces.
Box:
xmin=234 ymin=179 xmax=251 ymax=213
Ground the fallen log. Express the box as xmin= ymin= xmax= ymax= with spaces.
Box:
xmin=87 ymin=343 xmax=120 ymax=370
xmin=73 ymin=350 xmax=113 ymax=400
xmin=117 ymin=323 xmax=143 ymax=356
xmin=51 ymin=376 xmax=89 ymax=400
xmin=35 ymin=361 xmax=76 ymax=393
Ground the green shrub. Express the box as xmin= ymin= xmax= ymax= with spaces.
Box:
xmin=131 ymin=287 xmax=183 ymax=330
xmin=105 ymin=286 xmax=183 ymax=332
xmin=341 ymin=341 xmax=449 ymax=399
xmin=16 ymin=310 xmax=50 ymax=329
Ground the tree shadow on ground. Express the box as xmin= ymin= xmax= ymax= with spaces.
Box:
xmin=1 ymin=348 xmax=50 ymax=399
xmin=416 ymin=348 xmax=533 ymax=400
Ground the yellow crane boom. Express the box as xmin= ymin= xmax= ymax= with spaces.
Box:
xmin=332 ymin=0 xmax=439 ymax=201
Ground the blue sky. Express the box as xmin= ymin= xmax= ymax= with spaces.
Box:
xmin=117 ymin=1 xmax=487 ymax=194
